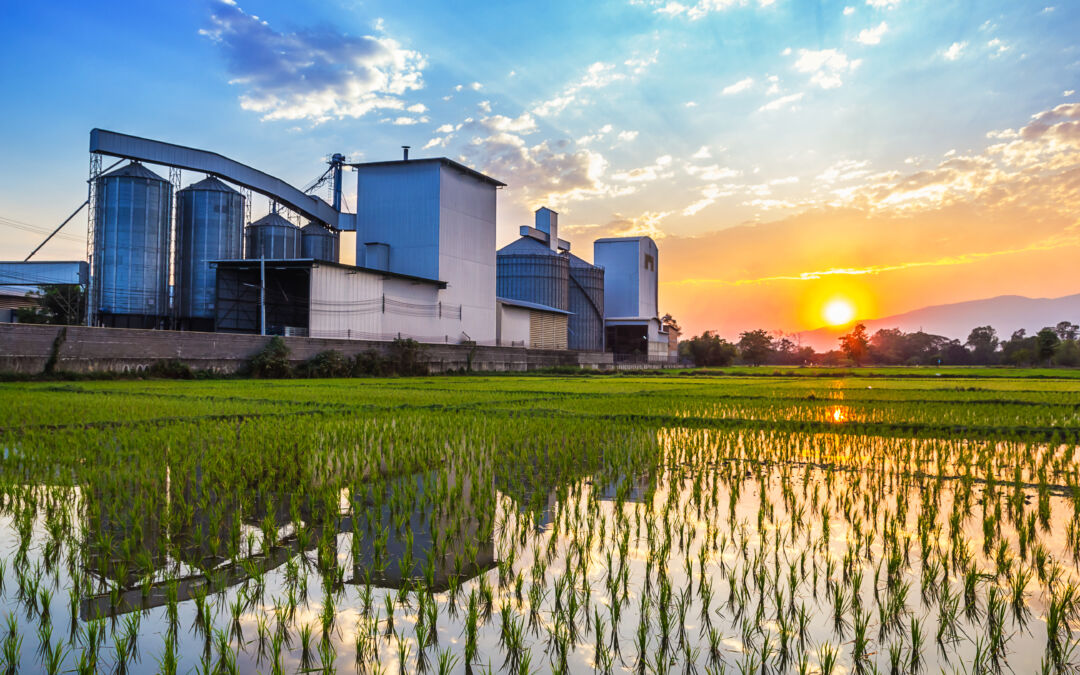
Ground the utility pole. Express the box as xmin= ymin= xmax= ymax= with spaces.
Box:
xmin=260 ymin=258 xmax=266 ymax=336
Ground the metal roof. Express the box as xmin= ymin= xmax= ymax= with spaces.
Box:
xmin=349 ymin=157 xmax=506 ymax=187
xmin=101 ymin=162 xmax=167 ymax=181
xmin=497 ymin=236 xmax=560 ymax=256
xmin=497 ymin=296 xmax=572 ymax=315
xmin=182 ymin=176 xmax=240 ymax=193
xmin=593 ymin=236 xmax=657 ymax=244
xmin=249 ymin=212 xmax=299 ymax=229
xmin=211 ymin=258 xmax=448 ymax=288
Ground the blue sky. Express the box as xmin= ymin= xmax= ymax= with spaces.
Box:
xmin=2 ymin=0 xmax=1078 ymax=335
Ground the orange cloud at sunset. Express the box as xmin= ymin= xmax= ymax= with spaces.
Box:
xmin=583 ymin=102 xmax=1080 ymax=338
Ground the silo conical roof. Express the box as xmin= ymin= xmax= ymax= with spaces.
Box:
xmin=183 ymin=176 xmax=239 ymax=193
xmin=249 ymin=212 xmax=298 ymax=229
xmin=101 ymin=161 xmax=167 ymax=182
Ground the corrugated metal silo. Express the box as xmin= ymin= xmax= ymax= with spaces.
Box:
xmin=301 ymin=222 xmax=339 ymax=262
xmin=92 ymin=162 xmax=172 ymax=327
xmin=176 ymin=176 xmax=244 ymax=330
xmin=568 ymin=254 xmax=605 ymax=351
xmin=496 ymin=236 xmax=569 ymax=311
xmin=245 ymin=213 xmax=300 ymax=259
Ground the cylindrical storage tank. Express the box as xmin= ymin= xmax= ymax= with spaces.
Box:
xmin=175 ymin=177 xmax=244 ymax=329
xmin=92 ymin=162 xmax=172 ymax=327
xmin=245 ymin=213 xmax=300 ymax=260
xmin=496 ymin=253 xmax=569 ymax=311
xmin=301 ymin=222 xmax=339 ymax=262
xmin=568 ymin=257 xmax=605 ymax=351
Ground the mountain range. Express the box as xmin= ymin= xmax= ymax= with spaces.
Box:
xmin=793 ymin=294 xmax=1080 ymax=353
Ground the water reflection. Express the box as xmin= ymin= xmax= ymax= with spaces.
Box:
xmin=79 ymin=468 xmax=498 ymax=620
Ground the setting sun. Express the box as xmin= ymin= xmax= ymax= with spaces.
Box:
xmin=823 ymin=299 xmax=856 ymax=326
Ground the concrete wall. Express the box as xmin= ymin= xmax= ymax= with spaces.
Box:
xmin=593 ymin=236 xmax=658 ymax=320
xmin=496 ymin=303 xmax=530 ymax=347
xmin=0 ymin=323 xmax=616 ymax=375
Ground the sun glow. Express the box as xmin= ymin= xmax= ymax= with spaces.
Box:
xmin=823 ymin=299 xmax=855 ymax=326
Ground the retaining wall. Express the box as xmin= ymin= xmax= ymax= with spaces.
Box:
xmin=0 ymin=323 xmax=619 ymax=375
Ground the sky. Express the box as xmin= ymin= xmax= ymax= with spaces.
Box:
xmin=1 ymin=0 xmax=1078 ymax=339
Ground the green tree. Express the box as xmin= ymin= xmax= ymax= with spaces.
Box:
xmin=1036 ymin=327 xmax=1060 ymax=366
xmin=681 ymin=331 xmax=738 ymax=367
xmin=1054 ymin=321 xmax=1079 ymax=341
xmin=839 ymin=323 xmax=870 ymax=366
xmin=737 ymin=329 xmax=774 ymax=366
xmin=14 ymin=284 xmax=85 ymax=325
xmin=965 ymin=325 xmax=999 ymax=365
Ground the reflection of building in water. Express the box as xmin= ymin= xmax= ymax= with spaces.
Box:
xmin=80 ymin=465 xmax=498 ymax=617
xmin=596 ymin=473 xmax=650 ymax=503
xmin=345 ymin=469 xmax=497 ymax=592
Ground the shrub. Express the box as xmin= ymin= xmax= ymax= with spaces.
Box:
xmin=249 ymin=336 xmax=293 ymax=378
xmin=352 ymin=350 xmax=389 ymax=377
xmin=301 ymin=350 xmax=351 ymax=378
xmin=388 ymin=338 xmax=428 ymax=376
xmin=146 ymin=359 xmax=194 ymax=379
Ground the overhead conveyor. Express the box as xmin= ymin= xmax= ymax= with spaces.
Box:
xmin=89 ymin=129 xmax=355 ymax=231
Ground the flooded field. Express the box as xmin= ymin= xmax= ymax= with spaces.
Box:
xmin=0 ymin=372 xmax=1078 ymax=673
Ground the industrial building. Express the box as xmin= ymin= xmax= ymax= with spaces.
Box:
xmin=496 ymin=207 xmax=670 ymax=362
xmin=1 ymin=129 xmax=676 ymax=363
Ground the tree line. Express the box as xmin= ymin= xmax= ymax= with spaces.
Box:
xmin=679 ymin=321 xmax=1080 ymax=368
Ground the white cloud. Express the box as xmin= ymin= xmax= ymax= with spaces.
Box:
xmin=865 ymin=0 xmax=901 ymax=7
xmin=683 ymin=184 xmax=725 ymax=216
xmin=617 ymin=130 xmax=640 ymax=142
xmin=758 ymin=92 xmax=804 ymax=111
xmin=532 ymin=58 xmax=653 ymax=117
xmin=943 ymin=41 xmax=966 ymax=61
xmin=637 ymin=0 xmax=776 ymax=20
xmin=1065 ymin=90 xmax=1075 ymax=97
xmin=843 ymin=6 xmax=855 ymax=15
xmin=686 ymin=164 xmax=741 ymax=180
xmin=792 ymin=49 xmax=860 ymax=89
xmin=856 ymin=21 xmax=888 ymax=45
xmin=685 ymin=101 xmax=698 ymax=108
xmin=987 ymin=38 xmax=1009 ymax=56
xmin=478 ymin=100 xmax=492 ymax=113
xmin=612 ymin=155 xmax=675 ymax=183
xmin=200 ymin=0 xmax=426 ymax=123
xmin=406 ymin=103 xmax=427 ymax=113
xmin=722 ymin=77 xmax=755 ymax=95
xmin=765 ymin=75 xmax=780 ymax=94
xmin=691 ymin=146 xmax=712 ymax=159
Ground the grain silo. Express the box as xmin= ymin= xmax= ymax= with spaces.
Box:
xmin=568 ymin=253 xmax=605 ymax=351
xmin=175 ymin=177 xmax=244 ymax=331
xmin=301 ymin=222 xmax=339 ymax=262
xmin=245 ymin=212 xmax=300 ymax=259
xmin=91 ymin=162 xmax=172 ymax=328
xmin=496 ymin=236 xmax=569 ymax=311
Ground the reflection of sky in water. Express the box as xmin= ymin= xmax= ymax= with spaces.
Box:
xmin=0 ymin=430 xmax=1076 ymax=673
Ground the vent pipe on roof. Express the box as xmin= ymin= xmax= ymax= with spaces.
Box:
xmin=402 ymin=146 xmax=410 ymax=161
xmin=535 ymin=207 xmax=559 ymax=252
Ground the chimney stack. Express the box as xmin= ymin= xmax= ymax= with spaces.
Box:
xmin=402 ymin=146 xmax=410 ymax=161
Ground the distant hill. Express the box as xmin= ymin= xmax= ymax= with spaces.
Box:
xmin=795 ymin=293 xmax=1080 ymax=352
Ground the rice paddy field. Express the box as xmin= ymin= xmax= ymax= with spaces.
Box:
xmin=1 ymin=370 xmax=1080 ymax=674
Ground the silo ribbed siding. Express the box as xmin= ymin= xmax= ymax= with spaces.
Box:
xmin=93 ymin=163 xmax=172 ymax=323
xmin=245 ymin=213 xmax=301 ymax=259
xmin=496 ymin=254 xmax=569 ymax=311
xmin=568 ymin=261 xmax=605 ymax=351
xmin=176 ymin=177 xmax=244 ymax=321
xmin=301 ymin=222 xmax=340 ymax=262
